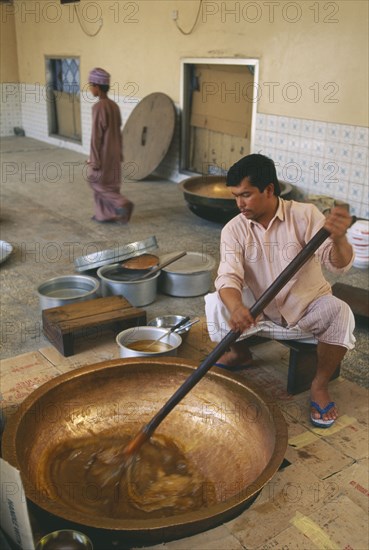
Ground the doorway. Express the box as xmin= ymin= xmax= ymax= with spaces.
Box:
xmin=45 ymin=56 xmax=81 ymax=142
xmin=180 ymin=58 xmax=259 ymax=175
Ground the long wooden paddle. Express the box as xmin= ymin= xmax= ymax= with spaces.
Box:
xmin=123 ymin=222 xmax=349 ymax=457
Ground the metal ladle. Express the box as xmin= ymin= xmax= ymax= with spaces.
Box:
xmin=104 ymin=251 xmax=187 ymax=281
xmin=135 ymin=251 xmax=186 ymax=280
xmin=143 ymin=317 xmax=200 ymax=350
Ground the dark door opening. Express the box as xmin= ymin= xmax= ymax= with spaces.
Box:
xmin=181 ymin=59 xmax=259 ymax=175
xmin=45 ymin=56 xmax=81 ymax=142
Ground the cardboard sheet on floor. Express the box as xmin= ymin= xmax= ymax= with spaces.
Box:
xmin=1 ymin=316 xmax=368 ymax=549
xmin=0 ymin=351 xmax=61 ymax=418
xmin=39 ymin=332 xmax=118 ymax=374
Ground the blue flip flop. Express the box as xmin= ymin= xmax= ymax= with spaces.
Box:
xmin=310 ymin=401 xmax=336 ymax=428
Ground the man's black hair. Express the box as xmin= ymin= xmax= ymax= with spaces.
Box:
xmin=92 ymin=83 xmax=110 ymax=93
xmin=226 ymin=153 xmax=281 ymax=196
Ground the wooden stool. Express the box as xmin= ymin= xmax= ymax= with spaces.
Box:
xmin=247 ymin=335 xmax=340 ymax=395
xmin=277 ymin=340 xmax=340 ymax=395
xmin=280 ymin=283 xmax=368 ymax=394
xmin=42 ymin=296 xmax=146 ymax=357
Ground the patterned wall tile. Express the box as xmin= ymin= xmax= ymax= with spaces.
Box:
xmin=339 ymin=125 xmax=356 ymax=144
xmin=288 ymin=117 xmax=301 ymax=136
xmin=256 ymin=112 xmax=267 ymax=130
xmin=326 ymin=124 xmax=341 ymax=142
xmin=353 ymin=145 xmax=369 ymax=166
xmin=348 ymin=183 xmax=364 ymax=202
xmin=313 ymin=120 xmax=327 ymax=140
xmin=354 ymin=126 xmax=368 ymax=147
xmin=277 ymin=116 xmax=289 ymax=133
xmin=0 ymin=83 xmax=22 ymax=136
xmin=351 ymin=165 xmax=367 ymax=184
xmin=325 ymin=143 xmax=338 ymax=160
xmin=300 ymin=119 xmax=314 ymax=138
xmin=338 ymin=144 xmax=353 ymax=163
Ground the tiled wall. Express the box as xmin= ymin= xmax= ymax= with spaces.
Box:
xmin=255 ymin=114 xmax=369 ymax=218
xmin=0 ymin=83 xmax=22 ymax=137
xmin=1 ymin=83 xmax=368 ymax=218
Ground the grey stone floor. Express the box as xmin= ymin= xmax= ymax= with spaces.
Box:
xmin=1 ymin=136 xmax=368 ymax=388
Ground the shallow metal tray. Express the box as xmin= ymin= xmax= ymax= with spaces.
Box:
xmin=74 ymin=236 xmax=158 ymax=272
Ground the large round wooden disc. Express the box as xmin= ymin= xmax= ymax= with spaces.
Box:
xmin=122 ymin=92 xmax=176 ymax=180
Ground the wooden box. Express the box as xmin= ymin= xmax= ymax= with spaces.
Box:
xmin=42 ymin=295 xmax=146 ymax=357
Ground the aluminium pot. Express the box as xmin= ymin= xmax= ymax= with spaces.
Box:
xmin=97 ymin=263 xmax=160 ymax=307
xmin=37 ymin=275 xmax=100 ymax=310
xmin=2 ymin=357 xmax=287 ymax=545
xmin=160 ymin=252 xmax=216 ymax=297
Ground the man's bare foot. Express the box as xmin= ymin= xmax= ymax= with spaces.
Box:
xmin=215 ymin=341 xmax=253 ymax=369
xmin=310 ymin=379 xmax=337 ymax=425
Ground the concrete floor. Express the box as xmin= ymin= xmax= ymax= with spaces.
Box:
xmin=1 ymin=136 xmax=368 ymax=389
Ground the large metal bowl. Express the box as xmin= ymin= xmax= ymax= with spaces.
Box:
xmin=2 ymin=358 xmax=287 ymax=545
xmin=180 ymin=176 xmax=293 ymax=223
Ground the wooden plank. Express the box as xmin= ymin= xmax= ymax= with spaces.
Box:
xmin=42 ymin=295 xmax=135 ymax=322
xmin=48 ymin=308 xmax=146 ymax=333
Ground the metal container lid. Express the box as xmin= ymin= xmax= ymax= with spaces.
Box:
xmin=162 ymin=251 xmax=216 ymax=275
xmin=74 ymin=236 xmax=158 ymax=272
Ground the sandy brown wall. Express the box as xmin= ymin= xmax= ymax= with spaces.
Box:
xmin=2 ymin=0 xmax=368 ymax=126
xmin=0 ymin=8 xmax=19 ymax=82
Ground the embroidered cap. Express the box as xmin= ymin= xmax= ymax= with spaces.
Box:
xmin=88 ymin=67 xmax=110 ymax=85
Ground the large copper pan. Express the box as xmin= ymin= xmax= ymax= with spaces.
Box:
xmin=180 ymin=175 xmax=293 ymax=223
xmin=2 ymin=357 xmax=287 ymax=545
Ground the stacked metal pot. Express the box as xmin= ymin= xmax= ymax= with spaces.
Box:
xmin=36 ymin=235 xmax=216 ymax=314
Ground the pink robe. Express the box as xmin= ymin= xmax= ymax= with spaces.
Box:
xmin=88 ymin=98 xmax=133 ymax=222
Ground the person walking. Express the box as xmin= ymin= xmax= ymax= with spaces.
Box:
xmin=87 ymin=67 xmax=134 ymax=224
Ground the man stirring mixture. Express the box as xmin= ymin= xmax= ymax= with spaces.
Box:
xmin=205 ymin=154 xmax=355 ymax=428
